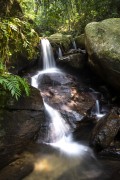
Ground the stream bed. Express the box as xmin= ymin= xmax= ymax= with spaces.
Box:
xmin=0 ymin=39 xmax=120 ymax=180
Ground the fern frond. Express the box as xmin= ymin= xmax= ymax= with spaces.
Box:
xmin=0 ymin=74 xmax=30 ymax=100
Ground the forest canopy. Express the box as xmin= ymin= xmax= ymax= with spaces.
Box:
xmin=0 ymin=0 xmax=120 ymax=99
xmin=19 ymin=0 xmax=120 ymax=35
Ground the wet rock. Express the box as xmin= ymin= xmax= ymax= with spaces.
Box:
xmin=6 ymin=87 xmax=43 ymax=111
xmin=39 ymin=73 xmax=72 ymax=87
xmin=58 ymin=53 xmax=87 ymax=69
xmin=85 ymin=18 xmax=120 ymax=91
xmin=40 ymin=72 xmax=95 ymax=133
xmin=90 ymin=109 xmax=120 ymax=151
xmin=66 ymin=49 xmax=86 ymax=55
xmin=99 ymin=146 xmax=120 ymax=159
xmin=0 ymin=86 xmax=45 ymax=169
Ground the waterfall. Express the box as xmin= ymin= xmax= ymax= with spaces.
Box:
xmin=95 ymin=99 xmax=105 ymax=119
xmin=23 ymin=38 xmax=104 ymax=180
xmin=73 ymin=40 xmax=77 ymax=50
xmin=95 ymin=100 xmax=100 ymax=114
xmin=58 ymin=47 xmax=63 ymax=58
xmin=44 ymin=102 xmax=70 ymax=141
xmin=31 ymin=38 xmax=95 ymax=156
xmin=41 ymin=38 xmax=56 ymax=69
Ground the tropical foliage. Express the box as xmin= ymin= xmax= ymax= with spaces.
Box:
xmin=0 ymin=17 xmax=39 ymax=64
xmin=0 ymin=0 xmax=120 ymax=100
xmin=19 ymin=0 xmax=120 ymax=35
xmin=0 ymin=62 xmax=30 ymax=100
xmin=0 ymin=0 xmax=39 ymax=100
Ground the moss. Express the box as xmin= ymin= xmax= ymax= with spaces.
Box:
xmin=85 ymin=18 xmax=120 ymax=90
xmin=48 ymin=33 xmax=72 ymax=52
xmin=85 ymin=18 xmax=120 ymax=62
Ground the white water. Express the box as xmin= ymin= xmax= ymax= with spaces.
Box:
xmin=89 ymin=89 xmax=106 ymax=119
xmin=41 ymin=38 xmax=56 ymax=69
xmin=73 ymin=40 xmax=77 ymax=50
xmin=95 ymin=100 xmax=105 ymax=119
xmin=58 ymin=47 xmax=63 ymax=58
xmin=31 ymin=38 xmax=95 ymax=156
xmin=96 ymin=100 xmax=100 ymax=114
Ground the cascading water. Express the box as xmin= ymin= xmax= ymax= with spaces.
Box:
xmin=41 ymin=38 xmax=56 ymax=69
xmin=30 ymin=38 xmax=103 ymax=179
xmin=58 ymin=47 xmax=63 ymax=58
xmin=44 ymin=102 xmax=70 ymax=141
xmin=72 ymin=40 xmax=77 ymax=50
xmin=95 ymin=100 xmax=100 ymax=114
xmin=31 ymin=38 xmax=91 ymax=155
xmin=32 ymin=39 xmax=88 ymax=152
xmin=95 ymin=100 xmax=105 ymax=119
xmin=90 ymin=88 xmax=106 ymax=119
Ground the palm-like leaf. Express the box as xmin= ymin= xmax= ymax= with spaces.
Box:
xmin=0 ymin=74 xmax=30 ymax=100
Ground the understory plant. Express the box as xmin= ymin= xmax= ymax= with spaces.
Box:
xmin=0 ymin=17 xmax=39 ymax=100
xmin=0 ymin=62 xmax=30 ymax=100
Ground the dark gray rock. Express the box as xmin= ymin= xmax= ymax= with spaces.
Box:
xmin=75 ymin=34 xmax=85 ymax=49
xmin=0 ymin=86 xmax=45 ymax=169
xmin=90 ymin=109 xmax=120 ymax=151
xmin=58 ymin=53 xmax=87 ymax=69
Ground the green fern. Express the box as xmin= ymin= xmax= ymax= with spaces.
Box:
xmin=0 ymin=74 xmax=30 ymax=100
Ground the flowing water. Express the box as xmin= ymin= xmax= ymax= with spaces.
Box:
xmin=72 ymin=40 xmax=77 ymax=50
xmin=95 ymin=100 xmax=105 ymax=119
xmin=30 ymin=38 xmax=103 ymax=179
xmin=58 ymin=47 xmax=63 ymax=58
xmin=89 ymin=88 xmax=105 ymax=119
xmin=0 ymin=39 xmax=119 ymax=180
xmin=41 ymin=38 xmax=56 ymax=69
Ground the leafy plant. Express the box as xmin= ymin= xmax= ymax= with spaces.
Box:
xmin=0 ymin=17 xmax=39 ymax=65
xmin=0 ymin=62 xmax=30 ymax=100
xmin=0 ymin=74 xmax=30 ymax=100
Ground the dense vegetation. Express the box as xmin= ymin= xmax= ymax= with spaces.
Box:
xmin=0 ymin=0 xmax=120 ymax=99
xmin=20 ymin=0 xmax=120 ymax=35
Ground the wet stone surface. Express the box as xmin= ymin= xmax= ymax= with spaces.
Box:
xmin=37 ymin=71 xmax=95 ymax=142
xmin=0 ymin=143 xmax=120 ymax=180
xmin=0 ymin=65 xmax=120 ymax=179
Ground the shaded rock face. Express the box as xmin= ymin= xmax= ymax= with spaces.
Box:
xmin=9 ymin=56 xmax=38 ymax=75
xmin=85 ymin=18 xmax=120 ymax=91
xmin=57 ymin=52 xmax=87 ymax=69
xmin=75 ymin=34 xmax=85 ymax=49
xmin=90 ymin=109 xmax=120 ymax=152
xmin=0 ymin=87 xmax=45 ymax=169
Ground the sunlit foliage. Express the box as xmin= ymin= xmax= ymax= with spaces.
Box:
xmin=19 ymin=0 xmax=120 ymax=35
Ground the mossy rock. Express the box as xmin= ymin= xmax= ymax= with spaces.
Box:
xmin=85 ymin=18 xmax=120 ymax=91
xmin=48 ymin=33 xmax=73 ymax=52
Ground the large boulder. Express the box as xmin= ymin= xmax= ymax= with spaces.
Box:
xmin=57 ymin=52 xmax=87 ymax=69
xmin=0 ymin=86 xmax=45 ymax=169
xmin=85 ymin=18 xmax=120 ymax=91
xmin=90 ymin=109 xmax=120 ymax=151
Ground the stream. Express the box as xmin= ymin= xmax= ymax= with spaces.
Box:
xmin=0 ymin=39 xmax=120 ymax=180
xmin=30 ymin=39 xmax=103 ymax=179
